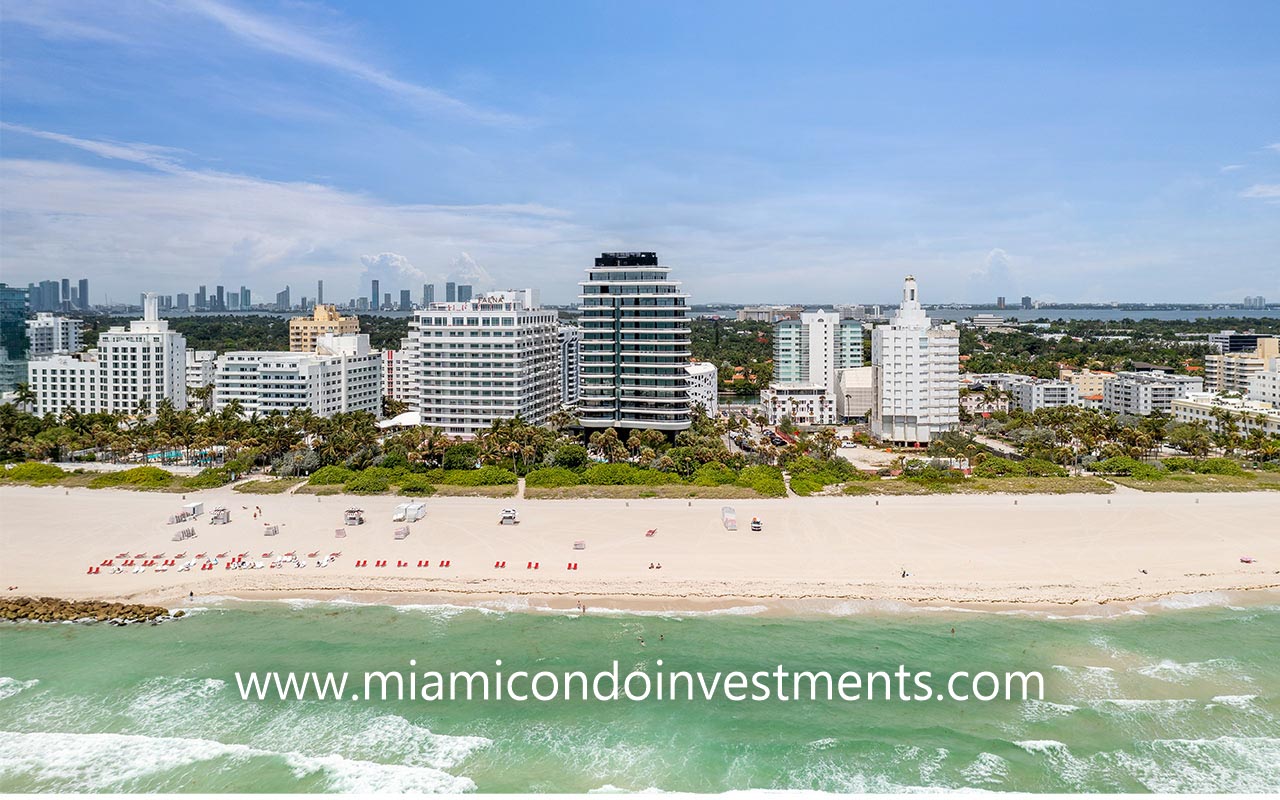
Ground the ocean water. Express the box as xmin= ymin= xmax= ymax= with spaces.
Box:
xmin=2 ymin=599 xmax=1278 ymax=793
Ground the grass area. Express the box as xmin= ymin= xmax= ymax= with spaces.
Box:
xmin=841 ymin=476 xmax=1115 ymax=495
xmin=525 ymin=484 xmax=768 ymax=500
xmin=232 ymin=479 xmax=303 ymax=494
xmin=1112 ymin=472 xmax=1280 ymax=493
xmin=294 ymin=484 xmax=359 ymax=496
xmin=430 ymin=485 xmax=517 ymax=498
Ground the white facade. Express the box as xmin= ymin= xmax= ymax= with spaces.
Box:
xmin=578 ymin=252 xmax=691 ymax=431
xmin=763 ymin=309 xmax=862 ymax=425
xmin=1101 ymin=371 xmax=1203 ymax=416
xmin=1172 ymin=393 xmax=1280 ymax=437
xmin=27 ymin=353 xmax=101 ymax=417
xmin=760 ymin=383 xmax=836 ymax=426
xmin=1009 ymin=379 xmax=1079 ymax=412
xmin=382 ymin=339 xmax=417 ymax=409
xmin=685 ymin=361 xmax=719 ymax=416
xmin=968 ymin=373 xmax=1079 ymax=412
xmin=408 ymin=292 xmax=559 ymax=436
xmin=213 ymin=333 xmax=382 ymax=418
xmin=185 ymin=349 xmax=217 ymax=389
xmin=558 ymin=325 xmax=582 ymax=409
xmin=28 ymin=294 xmax=186 ymax=416
xmin=837 ymin=366 xmax=874 ymax=420
xmin=26 ymin=313 xmax=82 ymax=358
xmin=871 ymin=277 xmax=960 ymax=444
xmin=1248 ymin=360 xmax=1280 ymax=406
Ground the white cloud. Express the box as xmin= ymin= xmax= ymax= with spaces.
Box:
xmin=174 ymin=0 xmax=523 ymax=126
xmin=0 ymin=122 xmax=189 ymax=173
xmin=1266 ymin=143 xmax=1280 ymax=153
xmin=0 ymin=129 xmax=588 ymax=301
xmin=1219 ymin=164 xmax=1244 ymax=172
xmin=1240 ymin=184 xmax=1280 ymax=199
xmin=447 ymin=252 xmax=495 ymax=288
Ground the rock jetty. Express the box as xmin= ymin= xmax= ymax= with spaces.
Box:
xmin=0 ymin=597 xmax=178 ymax=624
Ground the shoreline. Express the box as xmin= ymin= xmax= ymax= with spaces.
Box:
xmin=4 ymin=484 xmax=1278 ymax=617
xmin=172 ymin=584 xmax=1280 ymax=621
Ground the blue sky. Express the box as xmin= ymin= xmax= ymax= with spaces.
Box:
xmin=1 ymin=0 xmax=1277 ymax=305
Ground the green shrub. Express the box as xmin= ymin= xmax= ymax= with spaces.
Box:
xmin=1160 ymin=457 xmax=1247 ymax=476
xmin=971 ymin=457 xmax=1025 ymax=478
xmin=583 ymin=463 xmax=685 ymax=486
xmin=1022 ymin=458 xmax=1068 ymax=478
xmin=691 ymin=462 xmax=738 ymax=486
xmin=552 ymin=444 xmax=589 ymax=470
xmin=344 ymin=472 xmax=391 ymax=494
xmin=440 ymin=466 xmax=518 ymax=486
xmin=525 ymin=467 xmax=582 ymax=488
xmin=89 ymin=466 xmax=174 ymax=489
xmin=308 ymin=465 xmax=355 ymax=485
xmin=5 ymin=462 xmax=67 ymax=484
xmin=1089 ymin=456 xmax=1165 ymax=480
xmin=787 ymin=456 xmax=859 ymax=496
xmin=396 ymin=475 xmax=436 ymax=496
xmin=184 ymin=467 xmax=234 ymax=489
xmin=736 ymin=465 xmax=787 ymax=497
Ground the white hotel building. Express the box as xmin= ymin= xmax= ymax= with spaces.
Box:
xmin=27 ymin=294 xmax=187 ymax=417
xmin=685 ymin=361 xmax=719 ymax=416
xmin=212 ymin=333 xmax=382 ymax=417
xmin=407 ymin=290 xmax=560 ymax=436
xmin=871 ymin=276 xmax=960 ymax=445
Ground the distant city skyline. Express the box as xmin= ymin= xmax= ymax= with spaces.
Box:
xmin=1 ymin=2 xmax=1277 ymax=304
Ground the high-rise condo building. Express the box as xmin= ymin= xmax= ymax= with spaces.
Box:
xmin=407 ymin=289 xmax=559 ymax=436
xmin=578 ymin=252 xmax=692 ymax=432
xmin=399 ymin=289 xmax=411 ymax=311
xmin=458 ymin=284 xmax=473 ymax=303
xmin=289 ymin=304 xmax=360 ymax=352
xmin=557 ymin=325 xmax=582 ymax=408
xmin=370 ymin=279 xmax=380 ymax=310
xmin=275 ymin=286 xmax=291 ymax=311
xmin=317 ymin=280 xmax=324 ymax=306
xmin=761 ymin=309 xmax=863 ymax=425
xmin=78 ymin=278 xmax=90 ymax=310
xmin=423 ymin=284 xmax=435 ymax=305
xmin=446 ymin=282 xmax=457 ymax=303
xmin=240 ymin=286 xmax=251 ymax=309
xmin=25 ymin=313 xmax=83 ymax=358
xmin=871 ymin=276 xmax=960 ymax=445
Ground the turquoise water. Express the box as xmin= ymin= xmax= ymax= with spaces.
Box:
xmin=2 ymin=599 xmax=1278 ymax=793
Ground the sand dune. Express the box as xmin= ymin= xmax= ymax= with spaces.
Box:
xmin=1 ymin=485 xmax=1277 ymax=613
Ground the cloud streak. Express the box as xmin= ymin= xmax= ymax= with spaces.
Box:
xmin=175 ymin=0 xmax=524 ymax=126
xmin=1240 ymin=184 xmax=1280 ymax=199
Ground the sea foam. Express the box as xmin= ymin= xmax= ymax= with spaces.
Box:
xmin=0 ymin=677 xmax=39 ymax=701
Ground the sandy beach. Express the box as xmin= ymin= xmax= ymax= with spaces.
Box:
xmin=1 ymin=484 xmax=1278 ymax=612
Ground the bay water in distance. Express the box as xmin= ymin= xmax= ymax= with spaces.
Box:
xmin=2 ymin=598 xmax=1278 ymax=793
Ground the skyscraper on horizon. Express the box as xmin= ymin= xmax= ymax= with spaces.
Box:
xmin=240 ymin=286 xmax=250 ymax=309
xmin=78 ymin=278 xmax=89 ymax=310
xmin=423 ymin=284 xmax=435 ymax=305
xmin=446 ymin=282 xmax=457 ymax=303
xmin=399 ymin=289 xmax=411 ymax=311
xmin=458 ymin=284 xmax=473 ymax=303
xmin=371 ymin=279 xmax=380 ymax=310
xmin=317 ymin=280 xmax=324 ymax=306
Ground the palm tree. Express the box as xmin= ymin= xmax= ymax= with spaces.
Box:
xmin=12 ymin=383 xmax=36 ymax=413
